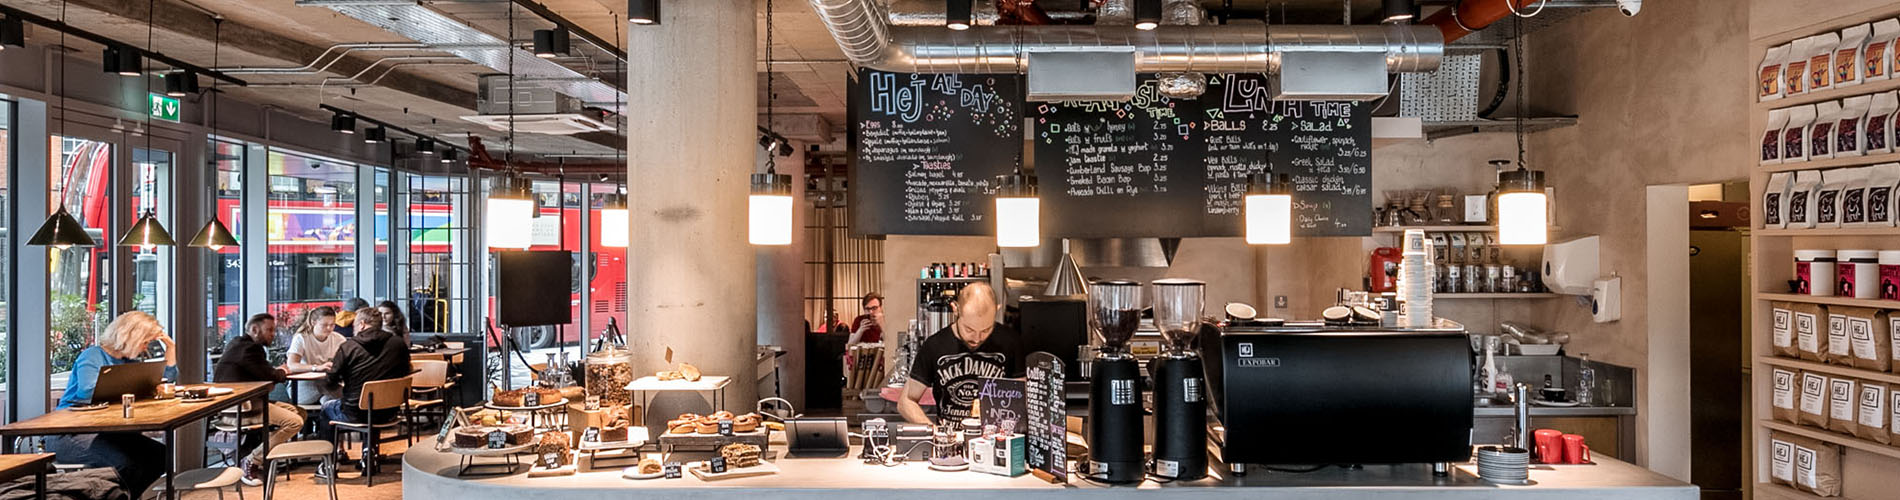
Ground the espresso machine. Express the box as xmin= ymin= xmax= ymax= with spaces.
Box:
xmin=1086 ymin=280 xmax=1145 ymax=483
xmin=1148 ymin=279 xmax=1207 ymax=480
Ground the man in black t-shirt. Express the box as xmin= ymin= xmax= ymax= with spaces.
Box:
xmin=899 ymin=282 xmax=1025 ymax=424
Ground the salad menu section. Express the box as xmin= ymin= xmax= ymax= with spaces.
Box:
xmin=851 ymin=70 xmax=1024 ymax=236
xmin=1033 ymin=74 xmax=1371 ymax=238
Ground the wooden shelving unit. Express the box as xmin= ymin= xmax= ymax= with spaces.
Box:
xmin=1750 ymin=5 xmax=1900 ymax=499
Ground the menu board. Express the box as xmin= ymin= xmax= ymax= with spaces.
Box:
xmin=977 ymin=378 xmax=1027 ymax=435
xmin=1024 ymin=352 xmax=1067 ymax=483
xmin=850 ymin=70 xmax=1025 ymax=236
xmin=1032 ymin=74 xmax=1371 ymax=237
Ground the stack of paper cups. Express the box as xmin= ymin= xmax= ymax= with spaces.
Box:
xmin=1399 ymin=229 xmax=1433 ymax=328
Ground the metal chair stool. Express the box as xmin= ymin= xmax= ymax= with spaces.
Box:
xmin=142 ymin=467 xmax=245 ymax=500
xmin=263 ymin=440 xmax=338 ymax=500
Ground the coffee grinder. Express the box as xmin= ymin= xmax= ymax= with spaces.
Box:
xmin=1148 ymin=279 xmax=1208 ymax=480
xmin=1086 ymin=280 xmax=1145 ymax=483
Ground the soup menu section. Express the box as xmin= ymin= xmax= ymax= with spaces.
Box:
xmin=1033 ymin=74 xmax=1371 ymax=237
xmin=850 ymin=70 xmax=1024 ymax=236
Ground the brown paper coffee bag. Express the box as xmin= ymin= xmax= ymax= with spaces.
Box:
xmin=1856 ymin=381 xmax=1890 ymax=444
xmin=1829 ymin=376 xmax=1859 ymax=434
xmin=1772 ymin=302 xmax=1797 ymax=357
xmin=1790 ymin=434 xmax=1844 ymax=497
xmin=1794 ymin=303 xmax=1827 ymax=361
xmin=1845 ymin=307 xmax=1891 ymax=370
xmin=1773 ymin=367 xmax=1801 ymax=423
xmin=1800 ymin=371 xmax=1830 ymax=427
xmin=1769 ymin=432 xmax=1796 ymax=487
xmin=1826 ymin=309 xmax=1853 ymax=365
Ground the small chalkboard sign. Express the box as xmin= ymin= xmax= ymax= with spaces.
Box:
xmin=584 ymin=395 xmax=601 ymax=411
xmin=542 ymin=451 xmax=562 ymax=469
xmin=524 ymin=391 xmax=541 ymax=407
xmin=435 ymin=407 xmax=466 ymax=445
xmin=582 ymin=427 xmax=601 ymax=443
xmin=719 ymin=419 xmax=734 ymax=436
xmin=486 ymin=430 xmax=508 ymax=449
xmin=1024 ymin=352 xmax=1067 ymax=483
xmin=710 ymin=457 xmax=729 ymax=474
xmin=977 ymin=377 xmax=1027 ymax=435
xmin=663 ymin=462 xmax=682 ymax=479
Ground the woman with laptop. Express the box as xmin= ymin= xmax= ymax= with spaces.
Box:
xmin=47 ymin=311 xmax=177 ymax=494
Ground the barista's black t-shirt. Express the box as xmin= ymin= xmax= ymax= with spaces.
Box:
xmin=908 ymin=323 xmax=1026 ymax=422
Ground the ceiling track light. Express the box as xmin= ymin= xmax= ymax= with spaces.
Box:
xmin=330 ymin=113 xmax=355 ymax=134
xmin=1382 ymin=0 xmax=1416 ymax=24
xmin=163 ymin=71 xmax=199 ymax=97
xmin=533 ymin=27 xmax=569 ymax=58
xmin=629 ymin=0 xmax=660 ymax=25
xmin=1133 ymin=0 xmax=1161 ymax=30
xmin=1244 ymin=172 xmax=1294 ymax=245
xmin=441 ymin=148 xmax=459 ymax=164
xmin=945 ymin=0 xmax=972 ymax=30
xmin=416 ymin=137 xmax=436 ymax=154
xmin=364 ymin=126 xmax=387 ymax=144
xmin=0 ymin=16 xmax=24 ymax=49
xmin=112 ymin=45 xmax=142 ymax=76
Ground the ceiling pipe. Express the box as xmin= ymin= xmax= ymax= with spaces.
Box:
xmin=996 ymin=0 xmax=1054 ymax=25
xmin=806 ymin=0 xmax=1442 ymax=75
xmin=1420 ymin=0 xmax=1542 ymax=43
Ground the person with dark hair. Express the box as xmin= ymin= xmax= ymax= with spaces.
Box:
xmin=334 ymin=298 xmax=371 ymax=337
xmin=376 ymin=300 xmax=410 ymax=341
xmin=897 ymin=282 xmax=1024 ymax=425
xmin=320 ymin=307 xmax=411 ymax=476
xmin=849 ymin=292 xmax=885 ymax=345
xmin=213 ymin=313 xmax=304 ymax=485
xmin=287 ymin=306 xmax=344 ymax=405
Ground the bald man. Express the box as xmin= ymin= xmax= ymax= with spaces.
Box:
xmin=898 ymin=282 xmax=1026 ymax=425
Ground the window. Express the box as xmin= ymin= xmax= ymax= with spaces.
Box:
xmin=129 ymin=148 xmax=171 ymax=321
xmin=207 ymin=140 xmax=242 ymax=346
xmin=1 ymin=99 xmax=12 ymax=417
xmin=48 ymin=136 xmax=113 ymax=386
xmin=587 ymin=183 xmax=628 ymax=340
xmin=803 ymin=152 xmax=882 ymax=333
xmin=397 ymin=173 xmax=470 ymax=336
xmin=373 ymin=169 xmax=390 ymax=300
xmin=265 ymin=150 xmax=355 ymax=326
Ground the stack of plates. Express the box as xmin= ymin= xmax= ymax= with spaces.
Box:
xmin=1475 ymin=446 xmax=1530 ymax=484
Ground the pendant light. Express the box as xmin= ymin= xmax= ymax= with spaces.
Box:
xmin=187 ymin=217 xmax=238 ymax=251
xmin=364 ymin=126 xmax=386 ymax=144
xmin=119 ymin=209 xmax=176 ymax=250
xmin=163 ymin=71 xmax=198 ymax=97
xmin=1381 ymin=0 xmax=1416 ymax=24
xmin=331 ymin=112 xmax=355 ymax=134
xmin=416 ymin=137 xmax=436 ymax=155
xmin=1133 ymin=0 xmax=1161 ymax=30
xmin=749 ymin=0 xmax=793 ymax=246
xmin=441 ymin=148 xmax=458 ymax=164
xmin=1497 ymin=15 xmax=1548 ymax=246
xmin=600 ymin=192 xmax=629 ymax=248
xmin=945 ymin=0 xmax=972 ymax=30
xmin=487 ymin=174 xmax=535 ymax=249
xmin=1244 ymin=172 xmax=1293 ymax=245
xmin=994 ymin=171 xmax=1039 ymax=247
xmin=187 ymin=18 xmax=239 ymax=253
xmin=629 ymin=0 xmax=660 ymax=25
xmin=103 ymin=45 xmax=141 ymax=76
xmin=27 ymin=207 xmax=96 ymax=249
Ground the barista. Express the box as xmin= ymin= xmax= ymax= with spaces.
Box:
xmin=897 ymin=282 xmax=1025 ymax=425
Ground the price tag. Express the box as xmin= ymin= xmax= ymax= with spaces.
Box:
xmin=524 ymin=391 xmax=541 ymax=407
xmin=710 ymin=457 xmax=728 ymax=474
xmin=584 ymin=395 xmax=601 ymax=411
xmin=718 ymin=419 xmax=734 ymax=436
xmin=582 ymin=427 xmax=601 ymax=443
xmin=542 ymin=452 xmax=562 ymax=469
xmin=486 ymin=430 xmax=508 ymax=449
xmin=663 ymin=462 xmax=682 ymax=479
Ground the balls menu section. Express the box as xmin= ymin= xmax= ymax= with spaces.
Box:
xmin=851 ymin=70 xmax=1024 ymax=236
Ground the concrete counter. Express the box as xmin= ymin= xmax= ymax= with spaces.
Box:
xmin=403 ymin=443 xmax=1695 ymax=500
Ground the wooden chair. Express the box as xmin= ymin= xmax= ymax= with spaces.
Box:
xmin=207 ymin=406 xmax=266 ymax=467
xmin=328 ymin=376 xmax=409 ymax=486
xmin=141 ymin=467 xmax=245 ymax=500
xmin=262 ymin=440 xmax=337 ymax=500
xmin=405 ymin=360 xmax=451 ymax=440
xmin=409 ymin=353 xmax=447 ymax=363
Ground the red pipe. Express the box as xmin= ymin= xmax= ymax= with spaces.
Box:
xmin=1421 ymin=0 xmax=1544 ymax=43
xmin=997 ymin=0 xmax=1054 ymax=25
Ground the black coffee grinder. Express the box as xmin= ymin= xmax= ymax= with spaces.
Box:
xmin=1148 ymin=279 xmax=1208 ymax=480
xmin=1086 ymin=280 xmax=1145 ymax=483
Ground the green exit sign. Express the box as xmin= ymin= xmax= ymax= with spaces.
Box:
xmin=148 ymin=93 xmax=181 ymax=122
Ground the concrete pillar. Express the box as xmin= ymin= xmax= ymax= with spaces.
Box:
xmin=757 ymin=145 xmax=807 ymax=409
xmin=626 ymin=0 xmax=759 ymax=419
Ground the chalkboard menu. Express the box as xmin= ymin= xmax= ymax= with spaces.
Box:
xmin=1032 ymin=74 xmax=1371 ymax=237
xmin=1024 ymin=352 xmax=1067 ymax=483
xmin=977 ymin=378 xmax=1027 ymax=435
xmin=851 ymin=70 xmax=1025 ymax=236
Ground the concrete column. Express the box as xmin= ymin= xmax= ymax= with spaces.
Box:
xmin=757 ymin=145 xmax=806 ymax=409
xmin=626 ymin=0 xmax=759 ymax=419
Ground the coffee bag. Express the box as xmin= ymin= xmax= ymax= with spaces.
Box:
xmin=1845 ymin=306 xmax=1891 ymax=371
xmin=1765 ymin=109 xmax=1791 ymax=165
xmin=1872 ymin=19 xmax=1900 ymax=83
xmin=1868 ymin=92 xmax=1898 ymax=155
xmin=1769 ymin=432 xmax=1796 ymax=487
xmin=1786 ymin=105 xmax=1817 ymax=163
xmin=1839 ymin=168 xmax=1869 ymax=226
xmin=1857 ymin=381 xmax=1890 ymax=444
xmin=1829 ymin=376 xmax=1859 ymax=434
xmin=1826 ymin=308 xmax=1852 ymax=364
xmin=1863 ymin=164 xmax=1897 ymax=226
xmin=1800 ymin=371 xmax=1829 ymax=427
xmin=1809 ymin=32 xmax=1840 ymax=93
xmin=1837 ymin=24 xmax=1871 ymax=88
xmin=1793 ymin=302 xmax=1825 ymax=361
xmin=1772 ymin=366 xmax=1800 ymax=423
xmin=1787 ymin=37 xmax=1814 ymax=96
xmin=1837 ymin=96 xmax=1871 ymax=158
xmin=1891 ymin=389 xmax=1900 ymax=446
xmin=1789 ymin=434 xmax=1843 ymax=497
xmin=1817 ymin=169 xmax=1845 ymax=228
xmin=1811 ymin=100 xmax=1841 ymax=161
xmin=1762 ymin=44 xmax=1791 ymax=101
xmin=1772 ymin=301 xmax=1796 ymax=356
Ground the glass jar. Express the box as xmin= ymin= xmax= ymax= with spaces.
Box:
xmin=585 ymin=347 xmax=634 ymax=407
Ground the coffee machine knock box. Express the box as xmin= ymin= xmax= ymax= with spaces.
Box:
xmin=1199 ymin=326 xmax=1473 ymax=470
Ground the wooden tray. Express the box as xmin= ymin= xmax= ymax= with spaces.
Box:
xmin=689 ymin=461 xmax=779 ymax=481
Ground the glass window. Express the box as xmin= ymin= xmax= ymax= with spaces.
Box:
xmin=48 ymin=136 xmax=113 ymax=389
xmin=208 ymin=140 xmax=243 ymax=345
xmin=399 ymin=173 xmax=468 ymax=336
xmin=266 ymin=150 xmax=355 ymax=326
xmin=588 ymin=183 xmax=628 ymax=340
xmin=129 ymin=148 xmax=171 ymax=320
xmin=373 ymin=169 xmax=390 ymax=300
xmin=1 ymin=99 xmax=11 ymax=417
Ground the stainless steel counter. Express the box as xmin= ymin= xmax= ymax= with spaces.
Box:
xmin=403 ymin=443 xmax=1695 ymax=500
xmin=1473 ymin=404 xmax=1637 ymax=417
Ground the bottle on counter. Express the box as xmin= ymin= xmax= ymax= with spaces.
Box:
xmin=1577 ymin=354 xmax=1596 ymax=406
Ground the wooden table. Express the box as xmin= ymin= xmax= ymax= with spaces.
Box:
xmin=0 ymin=382 xmax=273 ymax=500
xmin=0 ymin=453 xmax=54 ymax=498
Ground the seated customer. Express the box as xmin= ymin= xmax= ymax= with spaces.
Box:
xmin=213 ymin=313 xmax=306 ymax=486
xmin=333 ymin=298 xmax=371 ymax=337
xmin=376 ymin=300 xmax=410 ymax=342
xmin=47 ymin=311 xmax=177 ymax=493
xmin=321 ymin=307 xmax=412 ymax=444
xmin=286 ymin=306 xmax=345 ymax=405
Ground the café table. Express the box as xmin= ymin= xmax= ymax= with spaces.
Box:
xmin=0 ymin=381 xmax=273 ymax=500
xmin=287 ymin=371 xmax=328 ymax=407
xmin=0 ymin=453 xmax=54 ymax=499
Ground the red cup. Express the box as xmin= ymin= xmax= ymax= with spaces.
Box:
xmin=1561 ymin=434 xmax=1591 ymax=464
xmin=1533 ymin=429 xmax=1564 ymax=464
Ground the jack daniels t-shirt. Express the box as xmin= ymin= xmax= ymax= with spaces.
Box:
xmin=908 ymin=323 xmax=1027 ymax=422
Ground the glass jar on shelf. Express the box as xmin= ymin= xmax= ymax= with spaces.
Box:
xmin=585 ymin=347 xmax=634 ymax=407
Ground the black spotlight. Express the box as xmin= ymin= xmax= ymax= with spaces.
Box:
xmin=364 ymin=126 xmax=386 ymax=144
xmin=533 ymin=28 xmax=569 ymax=58
xmin=440 ymin=149 xmax=459 ymax=164
xmin=163 ymin=72 xmax=199 ymax=97
xmin=416 ymin=137 xmax=436 ymax=154
xmin=0 ymin=17 xmax=24 ymax=50
xmin=331 ymin=113 xmax=356 ymax=134
xmin=104 ymin=46 xmax=142 ymax=76
xmin=629 ymin=0 xmax=660 ymax=25
xmin=1133 ymin=0 xmax=1160 ymax=30
xmin=1382 ymin=0 xmax=1416 ymax=24
xmin=945 ymin=0 xmax=972 ymax=30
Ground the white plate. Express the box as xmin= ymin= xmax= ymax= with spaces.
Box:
xmin=206 ymin=387 xmax=235 ymax=396
xmin=622 ymin=467 xmax=665 ymax=480
xmin=70 ymin=403 xmax=110 ymax=412
xmin=1530 ymin=399 xmax=1580 ymax=407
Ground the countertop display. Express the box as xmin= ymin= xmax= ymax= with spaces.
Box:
xmin=402 ymin=443 xmax=1695 ymax=500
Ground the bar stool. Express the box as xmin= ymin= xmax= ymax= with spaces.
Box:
xmin=262 ymin=440 xmax=338 ymax=500
xmin=330 ymin=376 xmax=410 ymax=486
xmin=142 ymin=467 xmax=245 ymax=500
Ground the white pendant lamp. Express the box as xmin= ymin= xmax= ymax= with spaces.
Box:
xmin=600 ymin=192 xmax=629 ymax=248
xmin=1244 ymin=172 xmax=1293 ymax=245
xmin=749 ymin=173 xmax=794 ymax=246
xmin=1496 ymin=168 xmax=1548 ymax=245
xmin=487 ymin=174 xmax=535 ymax=249
xmin=994 ymin=172 xmax=1039 ymax=248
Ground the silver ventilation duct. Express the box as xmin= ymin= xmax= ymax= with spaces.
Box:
xmin=805 ymin=0 xmax=1443 ymax=75
xmin=886 ymin=0 xmax=1000 ymax=27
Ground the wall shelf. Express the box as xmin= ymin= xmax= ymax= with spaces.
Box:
xmin=1435 ymin=293 xmax=1563 ymax=300
xmin=1758 ymin=420 xmax=1900 ymax=461
xmin=1759 ymin=151 xmax=1900 ymax=173
xmin=1756 ymin=227 xmax=1900 ymax=236
xmin=1755 ymin=355 xmax=1900 ymax=385
xmin=1754 ymin=292 xmax=1900 ymax=309
xmin=1371 ymin=225 xmax=1563 ymax=234
xmin=1755 ymin=78 xmax=1900 ymax=112
xmin=1754 ymin=482 xmax=1858 ymax=500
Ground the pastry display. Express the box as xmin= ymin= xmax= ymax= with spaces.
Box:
xmin=719 ymin=443 xmax=763 ymax=468
xmin=585 ymin=348 xmax=633 ymax=407
xmin=695 ymin=418 xmax=720 ymax=435
xmin=655 ymin=362 xmax=704 ymax=382
xmin=451 ymin=423 xmax=536 ymax=448
xmin=600 ymin=406 xmax=632 ymax=442
xmin=638 ymin=458 xmax=663 ymax=475
xmin=536 ymin=432 xmax=572 ymax=466
xmin=558 ymin=385 xmax=587 ymax=402
xmin=493 ymin=387 xmax=564 ymax=407
xmin=668 ymin=420 xmax=697 ymax=435
xmin=733 ymin=413 xmax=761 ymax=433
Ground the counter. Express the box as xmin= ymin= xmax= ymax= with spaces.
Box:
xmin=1472 ymin=405 xmax=1636 ymax=418
xmin=402 ymin=444 xmax=1695 ymax=500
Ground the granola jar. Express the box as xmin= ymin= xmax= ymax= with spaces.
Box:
xmin=585 ymin=347 xmax=634 ymax=407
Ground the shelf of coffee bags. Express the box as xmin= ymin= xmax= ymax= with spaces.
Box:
xmin=1756 ymin=227 xmax=1900 ymax=236
xmin=1434 ymin=293 xmax=1564 ymax=299
xmin=1761 ymin=151 xmax=1900 ymax=173
xmin=1755 ymin=292 xmax=1900 ymax=309
xmin=1759 ymin=419 xmax=1900 ymax=461
xmin=1759 ymin=78 xmax=1900 ymax=111
xmin=1755 ymin=355 xmax=1900 ymax=386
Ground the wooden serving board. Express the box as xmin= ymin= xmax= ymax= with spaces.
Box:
xmin=689 ymin=461 xmax=779 ymax=481
xmin=657 ymin=429 xmax=770 ymax=452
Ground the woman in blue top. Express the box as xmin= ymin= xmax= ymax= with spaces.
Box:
xmin=48 ymin=311 xmax=177 ymax=493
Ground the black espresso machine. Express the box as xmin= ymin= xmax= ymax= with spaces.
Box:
xmin=1198 ymin=323 xmax=1473 ymax=474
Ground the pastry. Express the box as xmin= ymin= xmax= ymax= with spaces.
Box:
xmin=678 ymin=363 xmax=702 ymax=382
xmin=668 ymin=421 xmax=697 ymax=435
xmin=719 ymin=443 xmax=763 ymax=468
xmin=536 ymin=432 xmax=572 ymax=466
xmin=695 ymin=417 xmax=719 ymax=435
xmin=501 ymin=424 xmax=536 ymax=446
xmin=764 ymin=421 xmax=784 ymax=432
xmin=709 ymin=411 xmax=735 ymax=421
xmin=558 ymin=386 xmax=587 ymax=401
xmin=637 ymin=458 xmax=663 ymax=475
xmin=492 ymin=388 xmax=562 ymax=407
xmin=732 ymin=413 xmax=760 ymax=433
xmin=453 ymin=426 xmax=491 ymax=449
xmin=600 ymin=407 xmax=632 ymax=442
xmin=656 ymin=370 xmax=683 ymax=381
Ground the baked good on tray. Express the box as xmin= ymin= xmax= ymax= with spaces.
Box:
xmin=536 ymin=432 xmax=572 ymax=466
xmin=600 ymin=407 xmax=632 ymax=442
xmin=492 ymin=387 xmax=564 ymax=407
xmin=733 ymin=413 xmax=761 ymax=433
xmin=638 ymin=458 xmax=663 ymax=475
xmin=502 ymin=424 xmax=536 ymax=445
xmin=453 ymin=426 xmax=491 ymax=448
xmin=695 ymin=417 xmax=719 ymax=435
xmin=719 ymin=443 xmax=763 ymax=468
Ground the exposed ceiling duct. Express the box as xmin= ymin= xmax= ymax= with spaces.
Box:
xmin=296 ymin=0 xmax=626 ymax=115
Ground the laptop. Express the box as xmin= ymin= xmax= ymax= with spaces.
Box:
xmin=91 ymin=361 xmax=166 ymax=405
xmin=784 ymin=417 xmax=850 ymax=458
